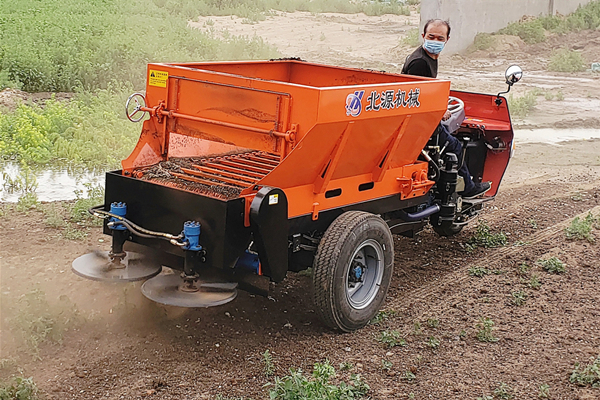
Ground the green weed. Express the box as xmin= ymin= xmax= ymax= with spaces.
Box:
xmin=511 ymin=290 xmax=527 ymax=306
xmin=0 ymin=376 xmax=40 ymax=400
xmin=556 ymin=90 xmax=565 ymax=101
xmin=16 ymin=192 xmax=38 ymax=213
xmin=381 ymin=359 xmax=393 ymax=371
xmin=427 ymin=318 xmax=439 ymax=329
xmin=426 ymin=336 xmax=440 ymax=349
xmin=499 ymin=19 xmax=546 ymax=43
xmin=570 ymin=355 xmax=600 ymax=387
xmin=528 ymin=274 xmax=542 ymax=290
xmin=370 ymin=309 xmax=397 ymax=325
xmin=517 ymin=262 xmax=531 ymax=276
xmin=10 ymin=289 xmax=84 ymax=358
xmin=548 ymin=48 xmax=586 ymax=72
xmin=376 ymin=330 xmax=407 ymax=348
xmin=63 ymin=225 xmax=87 ymax=240
xmin=476 ymin=317 xmax=499 ymax=343
xmin=43 ymin=204 xmax=66 ymax=229
xmin=466 ymin=221 xmax=508 ymax=250
xmin=263 ymin=349 xmax=275 ymax=377
xmin=476 ymin=396 xmax=493 ymax=400
xmin=70 ymin=183 xmax=104 ymax=225
xmin=538 ymin=257 xmax=566 ymax=274
xmin=339 ymin=361 xmax=353 ymax=371
xmin=508 ymin=92 xmax=538 ymax=118
xmin=403 ymin=371 xmax=416 ymax=382
xmin=1 ymin=165 xmax=38 ymax=194
xmin=528 ymin=218 xmax=538 ymax=229
xmin=539 ymin=383 xmax=550 ymax=398
xmin=469 ymin=266 xmax=491 ymax=277
xmin=565 ymin=212 xmax=596 ymax=242
xmin=494 ymin=382 xmax=513 ymax=399
xmin=269 ymin=361 xmax=369 ymax=400
xmin=413 ymin=321 xmax=422 ymax=336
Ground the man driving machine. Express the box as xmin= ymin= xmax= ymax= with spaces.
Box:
xmin=402 ymin=19 xmax=491 ymax=199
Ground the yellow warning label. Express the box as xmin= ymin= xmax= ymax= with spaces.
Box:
xmin=149 ymin=70 xmax=168 ymax=88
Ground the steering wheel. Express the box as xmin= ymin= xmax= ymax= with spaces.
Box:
xmin=125 ymin=93 xmax=148 ymax=123
xmin=447 ymin=96 xmax=464 ymax=115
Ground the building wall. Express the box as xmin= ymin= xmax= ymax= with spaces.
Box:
xmin=420 ymin=0 xmax=593 ymax=53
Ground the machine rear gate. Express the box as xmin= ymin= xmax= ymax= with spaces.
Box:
xmin=72 ymin=60 xmax=520 ymax=331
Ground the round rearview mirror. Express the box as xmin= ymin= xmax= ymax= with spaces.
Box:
xmin=505 ymin=65 xmax=523 ymax=85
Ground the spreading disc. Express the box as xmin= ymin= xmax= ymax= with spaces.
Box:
xmin=141 ymin=273 xmax=237 ymax=308
xmin=72 ymin=251 xmax=162 ymax=282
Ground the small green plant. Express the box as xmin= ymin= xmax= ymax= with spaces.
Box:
xmin=402 ymin=371 xmax=416 ymax=382
xmin=528 ymin=218 xmax=538 ymax=229
xmin=16 ymin=193 xmax=39 ymax=213
xmin=517 ymin=262 xmax=531 ymax=276
xmin=548 ymin=48 xmax=585 ymax=73
xmin=476 ymin=317 xmax=499 ymax=343
xmin=43 ymin=205 xmax=66 ymax=229
xmin=565 ymin=212 xmax=596 ymax=242
xmin=459 ymin=330 xmax=467 ymax=338
xmin=426 ymin=336 xmax=440 ymax=349
xmin=476 ymin=396 xmax=493 ymax=400
xmin=511 ymin=290 xmax=527 ymax=306
xmin=339 ymin=361 xmax=353 ymax=371
xmin=381 ymin=359 xmax=393 ymax=371
xmin=538 ymin=383 xmax=550 ymax=398
xmin=569 ymin=355 xmax=600 ymax=387
xmin=269 ymin=361 xmax=369 ymax=399
xmin=529 ymin=275 xmax=542 ymax=290
xmin=494 ymin=382 xmax=513 ymax=399
xmin=319 ymin=32 xmax=326 ymax=41
xmin=370 ymin=310 xmax=397 ymax=325
xmin=413 ymin=321 xmax=422 ymax=336
xmin=0 ymin=376 xmax=40 ymax=400
xmin=263 ymin=349 xmax=275 ymax=377
xmin=555 ymin=90 xmax=565 ymax=101
xmin=508 ymin=92 xmax=538 ymax=118
xmin=538 ymin=257 xmax=566 ymax=274
xmin=469 ymin=266 xmax=491 ymax=277
xmin=466 ymin=221 xmax=508 ymax=250
xmin=70 ymin=183 xmax=104 ymax=226
xmin=427 ymin=318 xmax=439 ymax=329
xmin=376 ymin=330 xmax=407 ymax=348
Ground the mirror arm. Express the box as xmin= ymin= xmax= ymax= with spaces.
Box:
xmin=495 ymin=82 xmax=513 ymax=106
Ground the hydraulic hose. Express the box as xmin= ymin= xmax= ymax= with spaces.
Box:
xmin=88 ymin=205 xmax=183 ymax=242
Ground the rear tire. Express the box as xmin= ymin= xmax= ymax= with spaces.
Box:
xmin=312 ymin=211 xmax=394 ymax=332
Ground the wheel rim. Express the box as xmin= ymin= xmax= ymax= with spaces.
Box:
xmin=344 ymin=238 xmax=384 ymax=310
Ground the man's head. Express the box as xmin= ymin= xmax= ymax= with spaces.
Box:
xmin=422 ymin=19 xmax=450 ymax=58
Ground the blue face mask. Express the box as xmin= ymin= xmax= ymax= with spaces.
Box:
xmin=423 ymin=39 xmax=446 ymax=55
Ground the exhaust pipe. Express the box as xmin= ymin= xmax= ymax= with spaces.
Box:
xmin=399 ymin=204 xmax=441 ymax=222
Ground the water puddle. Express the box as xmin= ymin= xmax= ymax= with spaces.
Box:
xmin=1 ymin=163 xmax=104 ymax=203
xmin=514 ymin=128 xmax=600 ymax=145
xmin=1 ymin=128 xmax=600 ymax=202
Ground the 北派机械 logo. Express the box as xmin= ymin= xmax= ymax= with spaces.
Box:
xmin=345 ymin=90 xmax=364 ymax=117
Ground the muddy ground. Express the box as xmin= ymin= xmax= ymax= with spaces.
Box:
xmin=2 ymin=9 xmax=600 ymax=400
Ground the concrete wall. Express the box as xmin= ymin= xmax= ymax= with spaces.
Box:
xmin=420 ymin=0 xmax=593 ymax=53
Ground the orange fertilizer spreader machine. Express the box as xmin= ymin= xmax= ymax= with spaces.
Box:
xmin=73 ymin=60 xmax=522 ymax=331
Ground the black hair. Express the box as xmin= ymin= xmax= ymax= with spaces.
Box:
xmin=423 ymin=19 xmax=451 ymax=37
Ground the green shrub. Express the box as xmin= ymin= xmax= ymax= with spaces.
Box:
xmin=0 ymin=376 xmax=40 ymax=400
xmin=499 ymin=19 xmax=546 ymax=44
xmin=548 ymin=49 xmax=586 ymax=72
xmin=269 ymin=361 xmax=370 ymax=400
xmin=472 ymin=33 xmax=495 ymax=51
xmin=508 ymin=92 xmax=537 ymax=118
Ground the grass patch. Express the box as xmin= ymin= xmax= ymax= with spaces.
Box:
xmin=508 ymin=92 xmax=537 ymax=118
xmin=0 ymin=376 xmax=40 ymax=400
xmin=466 ymin=221 xmax=508 ymax=251
xmin=376 ymin=330 xmax=407 ymax=348
xmin=269 ymin=361 xmax=369 ymax=399
xmin=10 ymin=289 xmax=84 ymax=358
xmin=476 ymin=317 xmax=499 ymax=343
xmin=548 ymin=48 xmax=586 ymax=72
xmin=569 ymin=355 xmax=600 ymax=387
xmin=565 ymin=212 xmax=596 ymax=242
xmin=538 ymin=257 xmax=566 ymax=274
